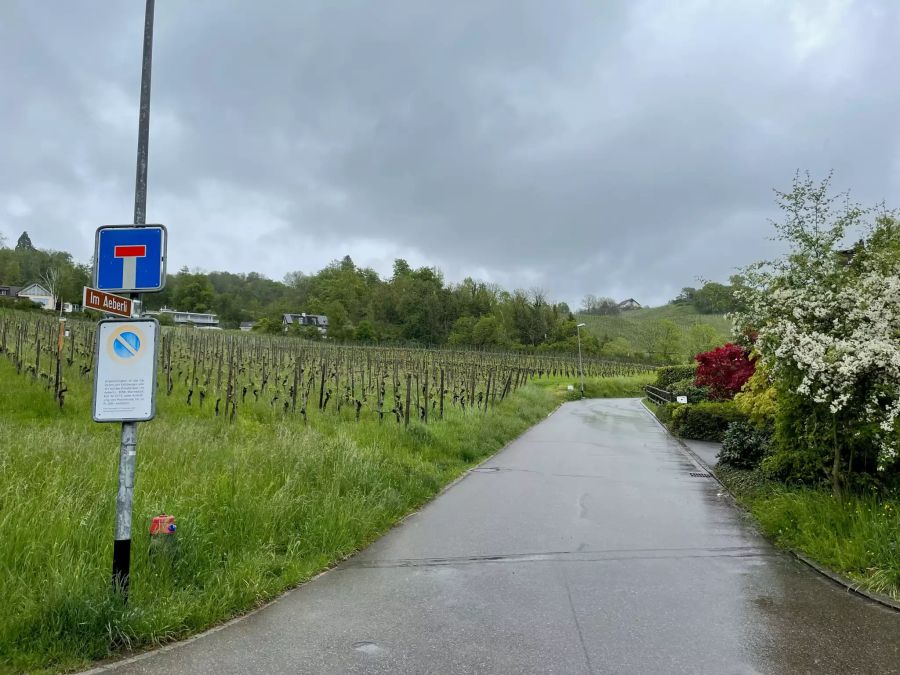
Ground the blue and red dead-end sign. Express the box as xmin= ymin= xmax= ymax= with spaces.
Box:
xmin=94 ymin=225 xmax=167 ymax=293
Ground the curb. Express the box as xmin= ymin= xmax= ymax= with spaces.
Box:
xmin=637 ymin=398 xmax=900 ymax=615
xmin=790 ymin=551 xmax=900 ymax=612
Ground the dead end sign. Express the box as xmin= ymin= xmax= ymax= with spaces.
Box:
xmin=83 ymin=286 xmax=133 ymax=318
xmin=94 ymin=224 xmax=167 ymax=293
xmin=92 ymin=318 xmax=159 ymax=423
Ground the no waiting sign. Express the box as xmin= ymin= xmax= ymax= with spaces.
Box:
xmin=92 ymin=318 xmax=159 ymax=422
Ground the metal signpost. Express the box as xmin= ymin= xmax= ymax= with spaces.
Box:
xmin=92 ymin=0 xmax=161 ymax=600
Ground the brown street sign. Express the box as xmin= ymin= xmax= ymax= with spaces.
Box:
xmin=83 ymin=286 xmax=133 ymax=318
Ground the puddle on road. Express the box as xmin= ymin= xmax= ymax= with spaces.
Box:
xmin=352 ymin=641 xmax=384 ymax=655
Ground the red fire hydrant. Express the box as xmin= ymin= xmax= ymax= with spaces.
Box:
xmin=150 ymin=514 xmax=176 ymax=536
xmin=149 ymin=514 xmax=177 ymax=559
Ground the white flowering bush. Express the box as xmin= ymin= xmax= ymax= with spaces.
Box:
xmin=733 ymin=174 xmax=900 ymax=488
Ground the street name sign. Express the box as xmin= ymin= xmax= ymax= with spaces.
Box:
xmin=83 ymin=286 xmax=133 ymax=318
xmin=94 ymin=224 xmax=167 ymax=293
xmin=92 ymin=318 xmax=159 ymax=422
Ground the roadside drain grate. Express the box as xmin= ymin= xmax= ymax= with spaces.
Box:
xmin=470 ymin=467 xmax=500 ymax=473
xmin=689 ymin=472 xmax=712 ymax=478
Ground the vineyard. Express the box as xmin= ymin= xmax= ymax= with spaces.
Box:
xmin=0 ymin=311 xmax=653 ymax=425
xmin=0 ymin=309 xmax=654 ymax=672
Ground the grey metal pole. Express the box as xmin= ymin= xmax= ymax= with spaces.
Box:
xmin=133 ymin=0 xmax=155 ymax=227
xmin=577 ymin=323 xmax=585 ymax=398
xmin=113 ymin=0 xmax=155 ymax=598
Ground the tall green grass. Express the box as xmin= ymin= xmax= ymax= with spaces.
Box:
xmin=532 ymin=373 xmax=654 ymax=401
xmin=0 ymin=359 xmax=568 ymax=673
xmin=717 ymin=467 xmax=900 ymax=601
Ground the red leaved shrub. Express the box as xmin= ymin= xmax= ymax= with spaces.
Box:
xmin=694 ymin=343 xmax=755 ymax=400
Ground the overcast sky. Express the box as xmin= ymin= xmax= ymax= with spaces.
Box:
xmin=2 ymin=1 xmax=899 ymax=307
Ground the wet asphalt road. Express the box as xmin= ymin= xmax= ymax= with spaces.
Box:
xmin=102 ymin=399 xmax=900 ymax=674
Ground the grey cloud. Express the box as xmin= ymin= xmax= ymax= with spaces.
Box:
xmin=3 ymin=0 xmax=899 ymax=306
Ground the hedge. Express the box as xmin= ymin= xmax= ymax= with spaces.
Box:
xmin=718 ymin=420 xmax=773 ymax=469
xmin=669 ymin=377 xmax=709 ymax=404
xmin=669 ymin=401 xmax=745 ymax=442
xmin=655 ymin=365 xmax=697 ymax=390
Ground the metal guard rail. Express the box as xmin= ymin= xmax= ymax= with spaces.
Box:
xmin=644 ymin=385 xmax=674 ymax=405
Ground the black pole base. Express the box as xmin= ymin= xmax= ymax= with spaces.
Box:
xmin=112 ymin=538 xmax=132 ymax=599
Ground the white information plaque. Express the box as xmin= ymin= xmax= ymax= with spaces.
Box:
xmin=92 ymin=318 xmax=159 ymax=422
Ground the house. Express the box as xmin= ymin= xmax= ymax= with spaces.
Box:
xmin=17 ymin=283 xmax=55 ymax=310
xmin=239 ymin=321 xmax=255 ymax=332
xmin=0 ymin=285 xmax=22 ymax=298
xmin=616 ymin=298 xmax=642 ymax=311
xmin=152 ymin=307 xmax=220 ymax=329
xmin=283 ymin=313 xmax=328 ymax=334
xmin=837 ymin=240 xmax=864 ymax=266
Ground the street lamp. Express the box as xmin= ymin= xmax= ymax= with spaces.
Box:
xmin=576 ymin=322 xmax=586 ymax=398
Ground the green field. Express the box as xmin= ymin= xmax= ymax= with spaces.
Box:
xmin=579 ymin=304 xmax=732 ymax=363
xmin=0 ymin=309 xmax=654 ymax=672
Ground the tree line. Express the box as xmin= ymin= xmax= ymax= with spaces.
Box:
xmin=670 ymin=279 xmax=743 ymax=314
xmin=155 ymin=255 xmax=601 ymax=354
xmin=0 ymin=232 xmax=91 ymax=308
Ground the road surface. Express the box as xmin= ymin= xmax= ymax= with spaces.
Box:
xmin=100 ymin=398 xmax=900 ymax=674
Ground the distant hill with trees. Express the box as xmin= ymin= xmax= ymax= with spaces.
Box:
xmin=573 ymin=279 xmax=739 ymax=363
xmin=143 ymin=255 xmax=593 ymax=353
xmin=0 ymin=235 xmax=608 ymax=356
xmin=671 ymin=279 xmax=744 ymax=314
xmin=577 ymin=301 xmax=733 ymax=365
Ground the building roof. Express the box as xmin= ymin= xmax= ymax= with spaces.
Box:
xmin=152 ymin=307 xmax=219 ymax=324
xmin=18 ymin=282 xmax=51 ymax=297
xmin=158 ymin=307 xmax=217 ymax=317
xmin=283 ymin=313 xmax=328 ymax=326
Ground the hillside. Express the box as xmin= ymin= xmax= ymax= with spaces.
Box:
xmin=578 ymin=304 xmax=733 ymax=364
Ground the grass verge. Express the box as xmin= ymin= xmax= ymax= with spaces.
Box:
xmin=642 ymin=398 xmax=900 ymax=603
xmin=716 ymin=466 xmax=900 ymax=602
xmin=0 ymin=359 xmax=572 ymax=673
xmin=534 ymin=372 xmax=655 ymax=401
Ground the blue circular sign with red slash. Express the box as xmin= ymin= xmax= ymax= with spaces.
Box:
xmin=113 ymin=331 xmax=141 ymax=358
xmin=106 ymin=324 xmax=147 ymax=363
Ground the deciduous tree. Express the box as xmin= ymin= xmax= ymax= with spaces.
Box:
xmin=734 ymin=173 xmax=900 ymax=490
